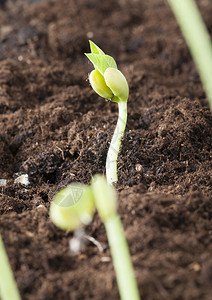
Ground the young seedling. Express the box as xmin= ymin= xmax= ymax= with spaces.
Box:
xmin=85 ymin=41 xmax=129 ymax=184
xmin=168 ymin=0 xmax=212 ymax=110
xmin=49 ymin=175 xmax=140 ymax=300
xmin=0 ymin=235 xmax=21 ymax=300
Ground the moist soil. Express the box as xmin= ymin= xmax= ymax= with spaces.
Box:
xmin=0 ymin=0 xmax=212 ymax=299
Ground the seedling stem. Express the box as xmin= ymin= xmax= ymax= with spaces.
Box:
xmin=92 ymin=175 xmax=140 ymax=300
xmin=106 ymin=100 xmax=127 ymax=185
xmin=105 ymin=214 xmax=140 ymax=300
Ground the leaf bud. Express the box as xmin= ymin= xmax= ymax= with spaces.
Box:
xmin=50 ymin=184 xmax=95 ymax=231
xmin=89 ymin=69 xmax=113 ymax=100
xmin=104 ymin=68 xmax=129 ymax=102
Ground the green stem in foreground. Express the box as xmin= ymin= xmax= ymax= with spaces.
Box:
xmin=106 ymin=101 xmax=127 ymax=185
xmin=168 ymin=0 xmax=212 ymax=110
xmin=92 ymin=175 xmax=140 ymax=300
xmin=0 ymin=235 xmax=21 ymax=300
xmin=105 ymin=214 xmax=140 ymax=300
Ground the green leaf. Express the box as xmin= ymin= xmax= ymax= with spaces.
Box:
xmin=85 ymin=53 xmax=117 ymax=75
xmin=89 ymin=40 xmax=105 ymax=55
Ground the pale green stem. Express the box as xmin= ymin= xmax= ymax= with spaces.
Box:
xmin=106 ymin=101 xmax=127 ymax=185
xmin=0 ymin=235 xmax=21 ymax=300
xmin=92 ymin=175 xmax=140 ymax=300
xmin=105 ymin=214 xmax=140 ymax=300
xmin=168 ymin=0 xmax=212 ymax=110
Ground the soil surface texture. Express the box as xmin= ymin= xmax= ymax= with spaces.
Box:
xmin=0 ymin=0 xmax=212 ymax=299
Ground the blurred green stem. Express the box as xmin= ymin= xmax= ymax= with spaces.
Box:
xmin=168 ymin=0 xmax=212 ymax=110
xmin=0 ymin=235 xmax=21 ymax=300
xmin=92 ymin=175 xmax=140 ymax=300
xmin=105 ymin=214 xmax=140 ymax=300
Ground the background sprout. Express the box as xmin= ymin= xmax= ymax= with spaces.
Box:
xmin=168 ymin=0 xmax=212 ymax=110
xmin=49 ymin=175 xmax=140 ymax=300
xmin=85 ymin=41 xmax=129 ymax=185
xmin=0 ymin=235 xmax=21 ymax=300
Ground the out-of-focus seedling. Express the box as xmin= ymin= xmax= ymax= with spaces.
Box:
xmin=85 ymin=41 xmax=129 ymax=185
xmin=168 ymin=0 xmax=212 ymax=110
xmin=0 ymin=235 xmax=21 ymax=300
xmin=49 ymin=183 xmax=95 ymax=231
xmin=49 ymin=175 xmax=140 ymax=300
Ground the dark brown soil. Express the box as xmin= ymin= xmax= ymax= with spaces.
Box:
xmin=0 ymin=0 xmax=212 ymax=299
